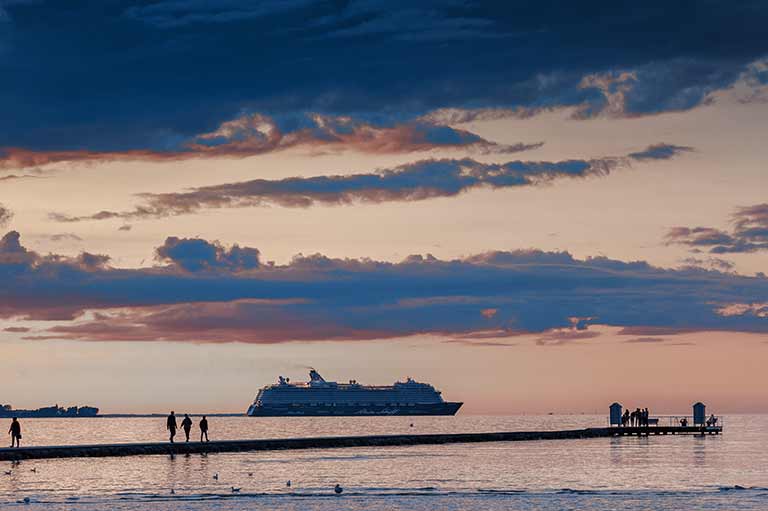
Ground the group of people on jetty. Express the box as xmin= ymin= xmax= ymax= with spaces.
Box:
xmin=621 ymin=407 xmax=651 ymax=427
xmin=166 ymin=411 xmax=210 ymax=443
xmin=6 ymin=413 xmax=211 ymax=448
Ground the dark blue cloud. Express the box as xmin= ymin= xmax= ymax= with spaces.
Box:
xmin=0 ymin=1 xmax=766 ymax=151
xmin=50 ymin=143 xmax=691 ymax=221
xmin=123 ymin=0 xmax=319 ymax=28
xmin=0 ymin=203 xmax=11 ymax=227
xmin=628 ymin=143 xmax=693 ymax=161
xmin=667 ymin=203 xmax=768 ymax=254
xmin=2 ymin=231 xmax=767 ymax=341
xmin=156 ymin=236 xmax=261 ymax=272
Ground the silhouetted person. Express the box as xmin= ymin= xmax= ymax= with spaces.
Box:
xmin=199 ymin=415 xmax=209 ymax=442
xmin=181 ymin=414 xmax=193 ymax=442
xmin=629 ymin=410 xmax=636 ymax=427
xmin=8 ymin=418 xmax=21 ymax=448
xmin=622 ymin=409 xmax=630 ymax=427
xmin=635 ymin=408 xmax=642 ymax=427
xmin=644 ymin=408 xmax=650 ymax=427
xmin=167 ymin=411 xmax=177 ymax=443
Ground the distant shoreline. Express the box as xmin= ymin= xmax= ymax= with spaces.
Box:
xmin=1 ymin=413 xmax=245 ymax=419
xmin=100 ymin=413 xmax=245 ymax=418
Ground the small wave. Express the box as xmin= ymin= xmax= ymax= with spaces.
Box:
xmin=244 ymin=452 xmax=451 ymax=464
xmin=477 ymin=488 xmax=527 ymax=495
xmin=718 ymin=485 xmax=768 ymax=492
xmin=558 ymin=488 xmax=601 ymax=495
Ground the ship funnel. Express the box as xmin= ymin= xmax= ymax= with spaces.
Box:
xmin=309 ymin=369 xmax=326 ymax=382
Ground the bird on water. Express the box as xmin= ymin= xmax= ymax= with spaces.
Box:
xmin=334 ymin=484 xmax=343 ymax=494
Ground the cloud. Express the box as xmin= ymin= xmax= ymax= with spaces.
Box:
xmin=0 ymin=114 xmax=541 ymax=171
xmin=309 ymin=1 xmax=501 ymax=42
xmin=624 ymin=337 xmax=665 ymax=343
xmin=49 ymin=233 xmax=83 ymax=242
xmin=155 ymin=236 xmax=261 ymax=272
xmin=444 ymin=338 xmax=517 ymax=348
xmin=1 ymin=1 xmax=767 ymax=154
xmin=0 ymin=174 xmax=39 ymax=182
xmin=628 ymin=143 xmax=694 ymax=161
xmin=0 ymin=203 xmax=11 ymax=227
xmin=680 ymin=257 xmax=735 ymax=272
xmin=616 ymin=326 xmax=697 ymax=337
xmin=623 ymin=336 xmax=694 ymax=346
xmin=124 ymin=0 xmax=318 ymax=28
xmin=2 ymin=232 xmax=768 ymax=343
xmin=50 ymin=144 xmax=691 ymax=222
xmin=666 ymin=203 xmax=768 ymax=253
xmin=535 ymin=329 xmax=601 ymax=346
xmin=2 ymin=326 xmax=30 ymax=333
xmin=717 ymin=302 xmax=768 ymax=318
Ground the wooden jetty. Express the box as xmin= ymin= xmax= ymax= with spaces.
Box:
xmin=0 ymin=425 xmax=722 ymax=462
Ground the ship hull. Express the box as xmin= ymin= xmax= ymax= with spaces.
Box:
xmin=247 ymin=402 xmax=462 ymax=417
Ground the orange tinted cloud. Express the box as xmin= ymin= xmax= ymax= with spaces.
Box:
xmin=0 ymin=113 xmax=541 ymax=171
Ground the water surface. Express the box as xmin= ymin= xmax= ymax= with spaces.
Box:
xmin=1 ymin=415 xmax=765 ymax=510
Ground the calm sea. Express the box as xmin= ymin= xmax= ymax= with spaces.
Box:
xmin=1 ymin=415 xmax=766 ymax=510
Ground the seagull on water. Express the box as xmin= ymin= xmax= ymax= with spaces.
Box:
xmin=4 ymin=470 xmax=11 ymax=476
xmin=247 ymin=472 xmax=253 ymax=477
xmin=286 ymin=480 xmax=291 ymax=487
xmin=334 ymin=484 xmax=343 ymax=494
xmin=30 ymin=468 xmax=37 ymax=473
xmin=231 ymin=486 xmax=241 ymax=493
xmin=213 ymin=473 xmax=219 ymax=480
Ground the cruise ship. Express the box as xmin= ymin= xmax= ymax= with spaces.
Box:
xmin=247 ymin=370 xmax=462 ymax=416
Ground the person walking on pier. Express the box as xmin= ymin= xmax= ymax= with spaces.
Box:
xmin=181 ymin=414 xmax=193 ymax=442
xmin=167 ymin=411 xmax=178 ymax=443
xmin=8 ymin=418 xmax=21 ymax=448
xmin=199 ymin=415 xmax=209 ymax=442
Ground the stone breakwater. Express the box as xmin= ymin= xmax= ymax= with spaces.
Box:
xmin=0 ymin=426 xmax=720 ymax=461
xmin=0 ymin=429 xmax=610 ymax=461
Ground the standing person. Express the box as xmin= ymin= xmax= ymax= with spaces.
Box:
xmin=181 ymin=414 xmax=193 ymax=442
xmin=167 ymin=411 xmax=178 ymax=443
xmin=199 ymin=415 xmax=209 ymax=442
xmin=622 ymin=409 xmax=630 ymax=427
xmin=629 ymin=409 xmax=636 ymax=427
xmin=8 ymin=418 xmax=21 ymax=448
xmin=635 ymin=408 xmax=642 ymax=427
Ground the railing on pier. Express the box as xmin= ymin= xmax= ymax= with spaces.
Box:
xmin=607 ymin=415 xmax=724 ymax=428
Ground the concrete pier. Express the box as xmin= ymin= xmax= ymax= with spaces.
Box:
xmin=0 ymin=425 xmax=722 ymax=461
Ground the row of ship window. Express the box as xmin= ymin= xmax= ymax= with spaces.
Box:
xmin=285 ymin=403 xmax=419 ymax=407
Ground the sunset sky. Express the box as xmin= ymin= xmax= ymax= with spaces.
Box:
xmin=1 ymin=1 xmax=767 ymax=414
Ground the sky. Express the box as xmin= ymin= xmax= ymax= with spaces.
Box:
xmin=0 ymin=0 xmax=767 ymax=414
